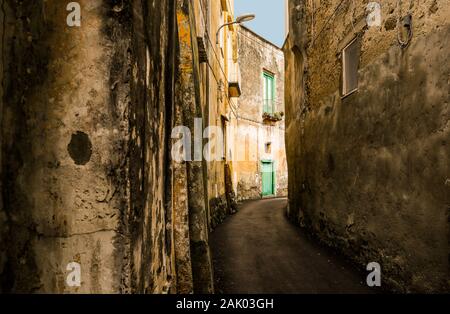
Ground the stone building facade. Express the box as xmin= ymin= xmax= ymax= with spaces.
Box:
xmin=232 ymin=26 xmax=288 ymax=201
xmin=0 ymin=0 xmax=228 ymax=294
xmin=284 ymin=0 xmax=449 ymax=292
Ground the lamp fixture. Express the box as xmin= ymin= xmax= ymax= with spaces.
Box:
xmin=216 ymin=13 xmax=256 ymax=44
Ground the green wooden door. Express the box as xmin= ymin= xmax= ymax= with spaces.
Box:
xmin=262 ymin=161 xmax=274 ymax=196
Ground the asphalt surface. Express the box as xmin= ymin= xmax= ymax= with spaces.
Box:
xmin=210 ymin=198 xmax=375 ymax=294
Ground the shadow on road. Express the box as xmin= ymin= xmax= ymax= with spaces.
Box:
xmin=210 ymin=198 xmax=380 ymax=294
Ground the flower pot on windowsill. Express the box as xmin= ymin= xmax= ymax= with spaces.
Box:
xmin=262 ymin=111 xmax=284 ymax=124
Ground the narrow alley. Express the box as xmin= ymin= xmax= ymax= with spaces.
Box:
xmin=0 ymin=0 xmax=448 ymax=296
xmin=211 ymin=198 xmax=373 ymax=294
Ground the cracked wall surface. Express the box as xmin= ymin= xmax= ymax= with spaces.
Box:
xmin=285 ymin=0 xmax=449 ymax=293
xmin=0 ymin=0 xmax=131 ymax=293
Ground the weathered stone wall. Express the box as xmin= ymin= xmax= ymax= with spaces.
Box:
xmin=285 ymin=0 xmax=449 ymax=292
xmin=128 ymin=0 xmax=178 ymax=294
xmin=205 ymin=0 xmax=238 ymax=229
xmin=0 ymin=0 xmax=10 ymax=292
xmin=0 ymin=0 xmax=213 ymax=294
xmin=0 ymin=0 xmax=132 ymax=293
xmin=234 ymin=26 xmax=288 ymax=201
xmin=175 ymin=0 xmax=214 ymax=293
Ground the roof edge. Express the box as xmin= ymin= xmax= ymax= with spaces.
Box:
xmin=239 ymin=25 xmax=283 ymax=50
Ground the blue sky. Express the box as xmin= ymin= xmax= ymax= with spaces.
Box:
xmin=235 ymin=0 xmax=286 ymax=47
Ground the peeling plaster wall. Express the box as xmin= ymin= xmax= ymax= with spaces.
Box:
xmin=205 ymin=0 xmax=234 ymax=229
xmin=285 ymin=0 xmax=450 ymax=292
xmin=0 ymin=0 xmax=197 ymax=294
xmin=174 ymin=0 xmax=213 ymax=294
xmin=235 ymin=26 xmax=288 ymax=201
xmin=0 ymin=0 xmax=131 ymax=293
xmin=128 ymin=0 xmax=177 ymax=294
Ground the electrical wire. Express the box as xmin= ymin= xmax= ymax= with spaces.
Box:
xmin=350 ymin=0 xmax=356 ymax=33
xmin=204 ymin=32 xmax=240 ymax=117
xmin=237 ymin=29 xmax=284 ymax=54
xmin=197 ymin=2 xmax=284 ymax=120
xmin=312 ymin=0 xmax=347 ymax=46
xmin=198 ymin=1 xmax=240 ymax=118
xmin=199 ymin=2 xmax=278 ymax=115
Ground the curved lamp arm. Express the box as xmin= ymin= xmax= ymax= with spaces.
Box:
xmin=215 ymin=14 xmax=255 ymax=44
xmin=216 ymin=22 xmax=239 ymax=44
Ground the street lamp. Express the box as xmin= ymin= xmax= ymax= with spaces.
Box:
xmin=216 ymin=13 xmax=256 ymax=44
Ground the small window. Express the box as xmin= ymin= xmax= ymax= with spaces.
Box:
xmin=342 ymin=38 xmax=359 ymax=96
xmin=265 ymin=142 xmax=272 ymax=154
xmin=263 ymin=72 xmax=275 ymax=114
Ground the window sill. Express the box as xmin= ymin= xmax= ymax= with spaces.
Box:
xmin=341 ymin=88 xmax=358 ymax=99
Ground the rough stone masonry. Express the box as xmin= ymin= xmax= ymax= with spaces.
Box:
xmin=284 ymin=0 xmax=449 ymax=293
xmin=0 ymin=0 xmax=213 ymax=293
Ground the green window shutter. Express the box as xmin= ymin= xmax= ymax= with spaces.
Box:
xmin=263 ymin=73 xmax=268 ymax=113
xmin=273 ymin=75 xmax=276 ymax=113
